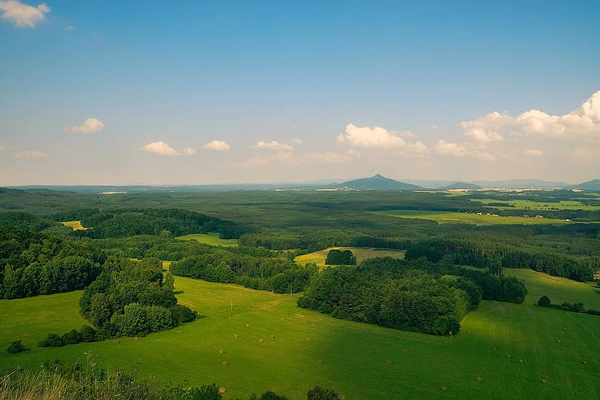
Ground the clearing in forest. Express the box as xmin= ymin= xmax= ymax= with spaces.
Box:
xmin=176 ymin=233 xmax=239 ymax=247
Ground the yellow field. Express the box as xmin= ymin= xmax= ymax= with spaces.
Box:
xmin=295 ymin=247 xmax=405 ymax=268
xmin=61 ymin=220 xmax=87 ymax=230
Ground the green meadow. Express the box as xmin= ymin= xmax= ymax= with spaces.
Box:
xmin=295 ymin=247 xmax=405 ymax=268
xmin=373 ymin=210 xmax=570 ymax=226
xmin=176 ymin=233 xmax=239 ymax=247
xmin=2 ymin=273 xmax=600 ymax=399
xmin=472 ymin=199 xmax=600 ymax=211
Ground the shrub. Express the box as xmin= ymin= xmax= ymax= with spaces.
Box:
xmin=307 ymin=385 xmax=339 ymax=400
xmin=38 ymin=333 xmax=64 ymax=347
xmin=537 ymin=295 xmax=551 ymax=307
xmin=6 ymin=340 xmax=28 ymax=354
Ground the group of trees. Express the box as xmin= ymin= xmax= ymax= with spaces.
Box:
xmin=537 ymin=295 xmax=600 ymax=316
xmin=171 ymin=251 xmax=317 ymax=293
xmin=0 ymin=227 xmax=105 ymax=299
xmin=325 ymin=249 xmax=356 ymax=265
xmin=79 ymin=258 xmax=197 ymax=338
xmin=68 ymin=208 xmax=246 ymax=240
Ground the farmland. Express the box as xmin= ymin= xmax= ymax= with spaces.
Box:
xmin=177 ymin=233 xmax=239 ymax=247
xmin=295 ymin=247 xmax=405 ymax=268
xmin=61 ymin=220 xmax=87 ymax=230
xmin=472 ymin=199 xmax=600 ymax=211
xmin=1 ymin=274 xmax=600 ymax=399
xmin=372 ymin=210 xmax=570 ymax=226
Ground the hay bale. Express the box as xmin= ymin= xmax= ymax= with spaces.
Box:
xmin=177 ymin=330 xmax=182 ymax=334
xmin=386 ymin=360 xmax=393 ymax=365
xmin=222 ymin=361 xmax=229 ymax=366
xmin=219 ymin=349 xmax=225 ymax=354
xmin=518 ymin=359 xmax=524 ymax=364
xmin=583 ymin=361 xmax=588 ymax=365
xmin=402 ymin=348 xmax=409 ymax=353
xmin=134 ymin=337 xmax=140 ymax=341
xmin=259 ymin=338 xmax=264 ymax=343
xmin=219 ymin=388 xmax=227 ymax=394
xmin=246 ymin=324 xmax=250 ymax=327
xmin=476 ymin=377 xmax=482 ymax=382
xmin=540 ymin=379 xmax=546 ymax=384
xmin=306 ymin=337 xmax=312 ymax=342
xmin=467 ymin=330 xmax=471 ymax=333
xmin=271 ymin=335 xmax=276 ymax=339
xmin=318 ymin=360 xmax=323 ymax=364
xmin=234 ymin=334 xmax=239 ymax=338
xmin=338 ymin=395 xmax=346 ymax=400
xmin=441 ymin=386 xmax=448 ymax=392
xmin=557 ymin=340 xmax=561 ymax=343
xmin=506 ymin=354 xmax=511 ymax=359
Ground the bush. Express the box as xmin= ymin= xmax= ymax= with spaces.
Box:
xmin=307 ymin=385 xmax=339 ymax=400
xmin=5 ymin=340 xmax=28 ymax=354
xmin=38 ymin=333 xmax=64 ymax=347
xmin=537 ymin=295 xmax=551 ymax=307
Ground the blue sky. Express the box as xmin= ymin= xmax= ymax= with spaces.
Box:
xmin=1 ymin=0 xmax=599 ymax=185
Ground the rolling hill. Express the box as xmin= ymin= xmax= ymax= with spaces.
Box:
xmin=336 ymin=174 xmax=422 ymax=191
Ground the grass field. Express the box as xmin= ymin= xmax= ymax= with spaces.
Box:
xmin=373 ymin=210 xmax=570 ymax=226
xmin=176 ymin=233 xmax=239 ymax=247
xmin=294 ymin=247 xmax=405 ymax=268
xmin=2 ymin=274 xmax=600 ymax=399
xmin=505 ymin=269 xmax=600 ymax=308
xmin=472 ymin=199 xmax=600 ymax=211
xmin=61 ymin=220 xmax=87 ymax=230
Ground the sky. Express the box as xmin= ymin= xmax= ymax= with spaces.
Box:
xmin=1 ymin=0 xmax=599 ymax=185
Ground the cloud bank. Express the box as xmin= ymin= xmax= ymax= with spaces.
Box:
xmin=15 ymin=150 xmax=47 ymax=158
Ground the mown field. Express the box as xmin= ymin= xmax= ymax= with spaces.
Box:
xmin=61 ymin=220 xmax=87 ymax=230
xmin=2 ymin=273 xmax=600 ymax=400
xmin=176 ymin=233 xmax=239 ymax=247
xmin=472 ymin=199 xmax=600 ymax=211
xmin=373 ymin=210 xmax=570 ymax=226
xmin=295 ymin=247 xmax=405 ymax=268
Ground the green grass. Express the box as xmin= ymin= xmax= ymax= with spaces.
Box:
xmin=295 ymin=247 xmax=405 ymax=268
xmin=0 ymin=291 xmax=89 ymax=350
xmin=505 ymin=269 xmax=600 ymax=308
xmin=373 ymin=210 xmax=570 ymax=226
xmin=61 ymin=220 xmax=87 ymax=230
xmin=472 ymin=199 xmax=600 ymax=211
xmin=2 ymin=274 xmax=600 ymax=399
xmin=176 ymin=233 xmax=238 ymax=247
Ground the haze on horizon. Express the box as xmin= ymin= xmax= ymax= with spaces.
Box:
xmin=1 ymin=0 xmax=599 ymax=186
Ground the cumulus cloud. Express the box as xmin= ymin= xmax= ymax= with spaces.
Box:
xmin=201 ymin=140 xmax=230 ymax=151
xmin=15 ymin=150 xmax=48 ymax=158
xmin=337 ymin=123 xmax=429 ymax=157
xmin=0 ymin=1 xmax=49 ymax=28
xmin=460 ymin=90 xmax=600 ymax=143
xmin=141 ymin=141 xmax=196 ymax=156
xmin=525 ymin=149 xmax=544 ymax=157
xmin=433 ymin=140 xmax=495 ymax=161
xmin=252 ymin=140 xmax=294 ymax=151
xmin=292 ymin=138 xmax=303 ymax=144
xmin=65 ymin=118 xmax=105 ymax=134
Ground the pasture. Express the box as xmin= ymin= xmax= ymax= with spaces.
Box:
xmin=372 ymin=210 xmax=570 ymax=226
xmin=472 ymin=199 xmax=600 ymax=211
xmin=61 ymin=220 xmax=87 ymax=230
xmin=176 ymin=233 xmax=239 ymax=247
xmin=294 ymin=247 xmax=405 ymax=268
xmin=2 ymin=274 xmax=600 ymax=399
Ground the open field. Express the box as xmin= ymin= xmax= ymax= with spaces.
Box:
xmin=472 ymin=199 xmax=600 ymax=211
xmin=0 ymin=291 xmax=88 ymax=350
xmin=373 ymin=210 xmax=570 ymax=226
xmin=176 ymin=233 xmax=239 ymax=247
xmin=505 ymin=269 xmax=600 ymax=308
xmin=294 ymin=247 xmax=405 ymax=268
xmin=61 ymin=220 xmax=87 ymax=230
xmin=2 ymin=275 xmax=599 ymax=399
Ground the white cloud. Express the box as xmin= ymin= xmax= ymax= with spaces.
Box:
xmin=337 ymin=124 xmax=407 ymax=149
xmin=201 ymin=140 xmax=230 ymax=152
xmin=461 ymin=90 xmax=600 ymax=143
xmin=65 ymin=118 xmax=105 ymax=134
xmin=433 ymin=140 xmax=495 ymax=161
xmin=0 ymin=1 xmax=49 ymax=28
xmin=525 ymin=149 xmax=544 ymax=157
xmin=252 ymin=140 xmax=294 ymax=151
xmin=292 ymin=138 xmax=303 ymax=144
xmin=141 ymin=141 xmax=196 ymax=156
xmin=15 ymin=150 xmax=48 ymax=158
xmin=64 ymin=25 xmax=74 ymax=31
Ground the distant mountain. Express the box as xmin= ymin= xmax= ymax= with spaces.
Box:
xmin=336 ymin=174 xmax=422 ymax=191
xmin=471 ymin=179 xmax=570 ymax=189
xmin=570 ymin=179 xmax=600 ymax=191
xmin=443 ymin=182 xmax=482 ymax=190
